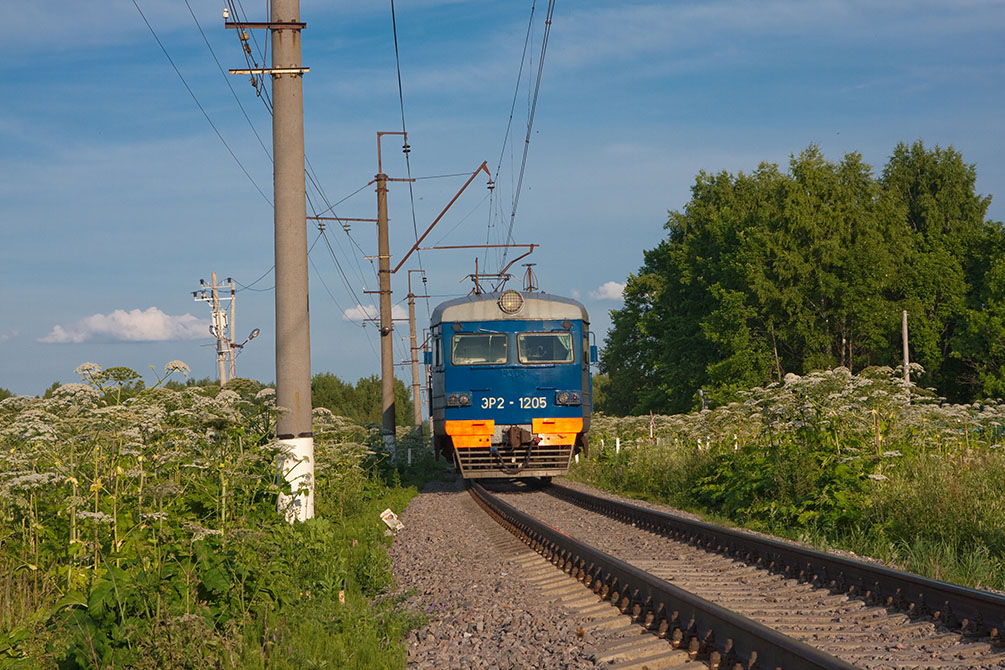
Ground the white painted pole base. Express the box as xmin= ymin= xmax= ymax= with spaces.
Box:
xmin=383 ymin=432 xmax=397 ymax=464
xmin=277 ymin=436 xmax=314 ymax=523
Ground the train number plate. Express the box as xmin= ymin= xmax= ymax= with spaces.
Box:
xmin=479 ymin=396 xmax=548 ymax=409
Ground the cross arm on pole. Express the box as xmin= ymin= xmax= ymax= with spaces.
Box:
xmin=392 ymin=161 xmax=491 ymax=274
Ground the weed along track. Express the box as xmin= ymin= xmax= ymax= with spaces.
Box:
xmin=471 ymin=479 xmax=1005 ymax=670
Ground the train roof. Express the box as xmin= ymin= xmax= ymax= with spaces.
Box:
xmin=431 ymin=291 xmax=589 ymax=325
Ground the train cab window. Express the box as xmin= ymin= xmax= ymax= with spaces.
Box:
xmin=451 ymin=333 xmax=508 ymax=365
xmin=517 ymin=333 xmax=574 ymax=364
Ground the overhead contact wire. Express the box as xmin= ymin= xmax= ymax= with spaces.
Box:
xmin=485 ymin=0 xmax=537 ymax=272
xmin=501 ymin=0 xmax=556 ymax=269
xmin=390 ymin=0 xmax=431 ymax=320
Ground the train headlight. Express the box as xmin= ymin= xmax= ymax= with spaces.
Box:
xmin=447 ymin=392 xmax=472 ymax=407
xmin=498 ymin=290 xmax=524 ymax=314
xmin=554 ymin=390 xmax=582 ymax=406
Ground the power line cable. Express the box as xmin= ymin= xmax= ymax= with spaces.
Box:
xmin=235 ymin=264 xmax=275 ymax=291
xmin=185 ymin=0 xmax=272 ymax=162
xmin=389 ymin=0 xmax=430 ymax=320
xmin=131 ymin=0 xmax=272 ymax=205
xmin=319 ymin=229 xmax=377 ymax=325
xmin=307 ymin=189 xmax=375 ymax=291
xmin=227 ymin=0 xmax=274 ymax=113
xmin=236 ymin=230 xmax=321 ymax=293
xmin=307 ymin=252 xmax=347 ymax=315
xmin=500 ymin=0 xmax=556 ymax=269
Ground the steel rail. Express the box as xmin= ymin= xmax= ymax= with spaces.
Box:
xmin=547 ymin=482 xmax=1005 ymax=645
xmin=469 ymin=481 xmax=858 ymax=670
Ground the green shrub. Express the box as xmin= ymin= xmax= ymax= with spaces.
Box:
xmin=0 ymin=362 xmax=431 ymax=668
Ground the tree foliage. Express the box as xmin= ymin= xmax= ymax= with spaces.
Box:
xmin=602 ymin=142 xmax=1002 ymax=414
xmin=312 ymin=372 xmax=415 ymax=426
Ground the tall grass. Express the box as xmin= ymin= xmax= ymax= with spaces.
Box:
xmin=0 ymin=362 xmax=440 ymax=668
xmin=573 ymin=366 xmax=1005 ymax=591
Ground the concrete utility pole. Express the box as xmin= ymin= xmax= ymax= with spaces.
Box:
xmin=371 ymin=146 xmax=490 ymax=457
xmin=225 ymin=1 xmax=311 ymax=520
xmin=193 ymin=273 xmax=234 ymax=387
xmin=371 ymin=131 xmax=417 ymax=461
xmin=211 ymin=273 xmax=229 ymax=385
xmin=375 ymin=170 xmax=396 ymax=459
xmin=194 ymin=274 xmax=260 ymax=386
xmin=902 ymin=310 xmax=910 ymax=383
xmin=228 ymin=280 xmax=237 ymax=381
xmin=407 ymin=270 xmax=428 ymax=429
xmin=270 ymin=0 xmax=313 ymax=522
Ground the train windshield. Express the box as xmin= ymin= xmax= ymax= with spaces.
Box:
xmin=451 ymin=333 xmax=509 ymax=365
xmin=517 ymin=332 xmax=574 ymax=364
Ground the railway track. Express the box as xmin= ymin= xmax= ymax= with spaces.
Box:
xmin=469 ymin=479 xmax=1005 ymax=670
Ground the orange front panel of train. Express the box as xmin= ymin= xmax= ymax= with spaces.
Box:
xmin=532 ymin=417 xmax=583 ymax=447
xmin=445 ymin=420 xmax=495 ymax=448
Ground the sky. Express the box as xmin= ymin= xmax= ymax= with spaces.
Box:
xmin=1 ymin=0 xmax=1003 ymax=397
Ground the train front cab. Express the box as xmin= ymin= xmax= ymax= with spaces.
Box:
xmin=429 ymin=296 xmax=593 ymax=479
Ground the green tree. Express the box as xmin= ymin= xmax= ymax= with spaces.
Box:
xmin=880 ymin=141 xmax=994 ymax=399
xmin=312 ymin=372 xmax=414 ymax=426
xmin=0 ymin=386 xmax=13 ymax=401
xmin=602 ymin=142 xmax=1002 ymax=412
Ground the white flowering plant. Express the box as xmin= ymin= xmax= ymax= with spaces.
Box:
xmin=574 ymin=366 xmax=1005 ymax=590
xmin=0 ymin=362 xmax=422 ymax=666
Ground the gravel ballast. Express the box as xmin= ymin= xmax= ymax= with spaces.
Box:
xmin=387 ymin=478 xmax=620 ymax=669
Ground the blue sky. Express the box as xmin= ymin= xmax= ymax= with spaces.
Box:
xmin=1 ymin=0 xmax=1003 ymax=396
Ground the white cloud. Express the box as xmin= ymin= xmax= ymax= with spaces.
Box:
xmin=39 ymin=307 xmax=209 ymax=344
xmin=590 ymin=281 xmax=625 ymax=301
xmin=341 ymin=303 xmax=408 ymax=322
xmin=0 ymin=330 xmax=18 ymax=344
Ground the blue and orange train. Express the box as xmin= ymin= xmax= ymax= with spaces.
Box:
xmin=428 ymin=289 xmax=596 ymax=479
